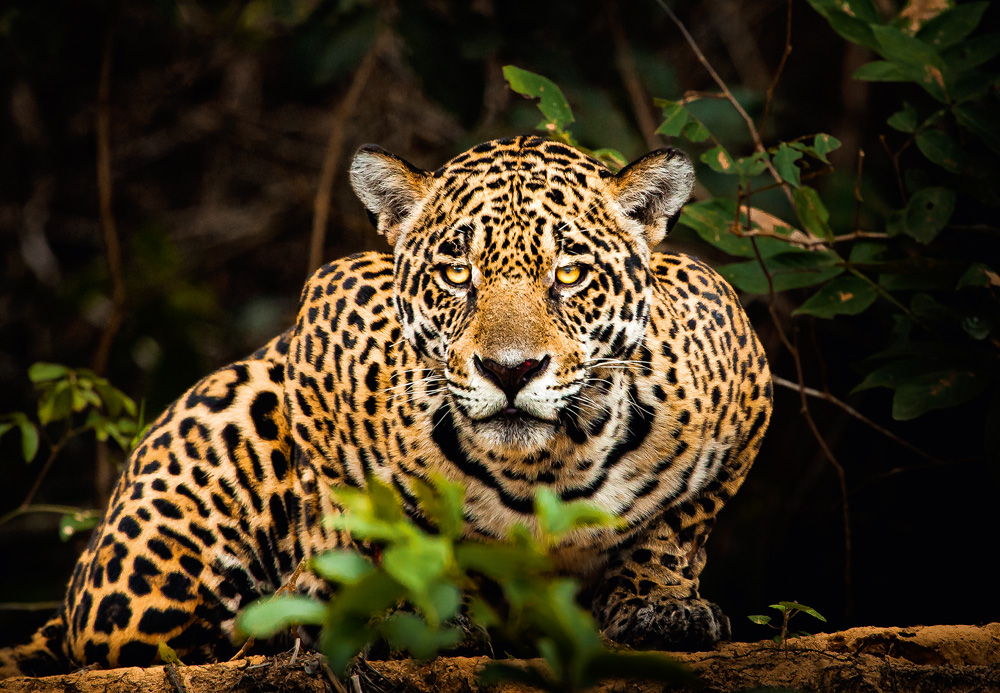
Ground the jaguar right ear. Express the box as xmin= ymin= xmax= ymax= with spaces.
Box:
xmin=349 ymin=145 xmax=431 ymax=246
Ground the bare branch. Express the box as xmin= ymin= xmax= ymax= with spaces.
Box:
xmin=92 ymin=26 xmax=125 ymax=376
xmin=608 ymin=1 xmax=661 ymax=150
xmin=308 ymin=29 xmax=388 ymax=276
xmin=760 ymin=0 xmax=793 ymax=135
xmin=654 ymin=0 xmax=795 ymax=206
xmin=771 ymin=375 xmax=947 ymax=467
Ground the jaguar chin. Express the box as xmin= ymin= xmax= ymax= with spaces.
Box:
xmin=469 ymin=408 xmax=559 ymax=450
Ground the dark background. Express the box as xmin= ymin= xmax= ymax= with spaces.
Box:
xmin=1 ymin=0 xmax=997 ymax=647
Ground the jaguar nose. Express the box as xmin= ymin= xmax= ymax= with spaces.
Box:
xmin=474 ymin=355 xmax=550 ymax=403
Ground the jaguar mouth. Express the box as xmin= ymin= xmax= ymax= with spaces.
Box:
xmin=481 ymin=406 xmax=557 ymax=426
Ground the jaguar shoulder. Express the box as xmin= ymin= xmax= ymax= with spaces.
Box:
xmin=0 ymin=135 xmax=771 ymax=677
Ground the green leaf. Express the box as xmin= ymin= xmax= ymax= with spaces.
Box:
xmin=502 ymin=65 xmax=574 ymax=127
xmin=681 ymin=120 xmax=710 ymax=142
xmin=772 ymin=143 xmax=803 ymax=187
xmin=59 ymin=510 xmax=100 ymax=542
xmin=309 ymin=550 xmax=374 ymax=585
xmin=718 ymin=250 xmax=844 ymax=294
xmin=412 ymin=475 xmax=466 ymax=539
xmin=748 ymin=614 xmax=772 ymax=625
xmin=953 ymin=104 xmax=1000 ymax=155
xmin=852 ymin=60 xmax=922 ymax=83
xmin=892 ymin=369 xmax=987 ymax=420
xmin=236 ymin=593 xmax=327 ymax=639
xmin=38 ymin=383 xmax=72 ymax=426
xmin=774 ymin=601 xmax=827 ymax=622
xmin=942 ymin=34 xmax=1000 ymax=71
xmin=915 ymin=130 xmax=966 ymax=173
xmin=656 ymin=101 xmax=689 ymax=136
xmin=849 ymin=242 xmax=887 ymax=263
xmin=792 ymin=275 xmax=878 ymax=318
xmin=917 ymin=2 xmax=988 ymax=49
xmin=958 ymin=263 xmax=1000 ymax=289
xmin=19 ymin=420 xmax=39 ymax=462
xmin=28 ymin=362 xmax=69 ymax=384
xmin=871 ymin=24 xmax=944 ymax=69
xmin=456 ymin=541 xmax=549 ymax=583
xmin=901 ymin=187 xmax=956 ymax=243
xmin=590 ymin=148 xmax=628 ymax=171
xmin=679 ymin=199 xmax=749 ymax=257
xmin=805 ymin=0 xmax=879 ymax=50
xmin=887 ymin=102 xmax=918 ymax=133
xmin=381 ymin=537 xmax=451 ymax=602
xmin=793 ymin=186 xmax=834 ymax=240
xmin=157 ymin=641 xmax=185 ymax=666
xmin=426 ymin=581 xmax=462 ymax=623
xmin=961 ymin=315 xmax=993 ymax=340
xmin=382 ymin=613 xmax=462 ymax=660
xmin=534 ymin=487 xmax=621 ymax=544
xmin=812 ymin=133 xmax=841 ymax=163
xmin=700 ymin=145 xmax=737 ymax=174
xmin=735 ymin=151 xmax=769 ymax=182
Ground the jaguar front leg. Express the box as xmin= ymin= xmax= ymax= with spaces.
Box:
xmin=592 ymin=511 xmax=729 ymax=651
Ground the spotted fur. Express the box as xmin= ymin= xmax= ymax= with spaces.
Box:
xmin=1 ymin=136 xmax=770 ymax=677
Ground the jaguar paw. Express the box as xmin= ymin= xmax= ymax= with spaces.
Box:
xmin=599 ymin=597 xmax=731 ymax=652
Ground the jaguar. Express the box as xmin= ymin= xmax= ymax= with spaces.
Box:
xmin=1 ymin=135 xmax=771 ymax=677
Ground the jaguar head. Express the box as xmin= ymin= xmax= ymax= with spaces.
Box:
xmin=350 ymin=136 xmax=693 ymax=453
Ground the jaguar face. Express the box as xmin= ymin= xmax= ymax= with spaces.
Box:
xmin=349 ymin=136 xmax=694 ymax=453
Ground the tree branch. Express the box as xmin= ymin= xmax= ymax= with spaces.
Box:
xmin=92 ymin=26 xmax=126 ymax=377
xmin=308 ymin=29 xmax=387 ymax=275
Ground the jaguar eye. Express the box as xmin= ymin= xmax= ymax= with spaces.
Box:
xmin=443 ymin=264 xmax=470 ymax=286
xmin=555 ymin=264 xmax=583 ymax=286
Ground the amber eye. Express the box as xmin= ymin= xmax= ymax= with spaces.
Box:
xmin=443 ymin=264 xmax=470 ymax=286
xmin=555 ymin=264 xmax=583 ymax=286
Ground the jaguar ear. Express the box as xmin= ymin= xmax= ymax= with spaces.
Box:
xmin=349 ymin=144 xmax=431 ymax=246
xmin=608 ymin=147 xmax=695 ymax=247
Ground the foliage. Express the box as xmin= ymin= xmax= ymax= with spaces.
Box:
xmin=749 ymin=601 xmax=827 ymax=647
xmin=507 ymin=6 xmax=1000 ymax=452
xmin=504 ymin=65 xmax=628 ymax=171
xmin=684 ymin=13 xmax=999 ymax=451
xmin=237 ymin=476 xmax=693 ymax=691
xmin=0 ymin=364 xmax=143 ymax=538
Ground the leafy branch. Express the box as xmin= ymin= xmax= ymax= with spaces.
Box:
xmin=237 ymin=476 xmax=693 ymax=692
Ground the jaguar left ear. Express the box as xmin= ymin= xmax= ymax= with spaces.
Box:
xmin=349 ymin=144 xmax=432 ymax=246
xmin=609 ymin=147 xmax=695 ymax=247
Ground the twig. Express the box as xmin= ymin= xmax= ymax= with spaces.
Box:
xmin=308 ymin=29 xmax=387 ymax=275
xmin=15 ymin=442 xmax=64 ymax=511
xmin=0 ymin=601 xmax=64 ymax=611
xmin=608 ymin=1 xmax=661 ymax=150
xmin=760 ymin=0 xmax=793 ymax=136
xmin=322 ymin=659 xmax=351 ymax=693
xmin=230 ymin=558 xmax=308 ymax=661
xmin=350 ymin=674 xmax=363 ymax=693
xmin=735 ymin=227 xmax=887 ymax=248
xmin=0 ymin=503 xmax=91 ymax=529
xmin=165 ymin=664 xmax=189 ymax=693
xmin=771 ymin=376 xmax=947 ymax=467
xmin=678 ymin=90 xmax=728 ymax=104
xmin=654 ymin=0 xmax=795 ymax=207
xmin=92 ymin=24 xmax=125 ymax=377
xmin=852 ymin=148 xmax=865 ymax=236
xmin=879 ymin=133 xmax=909 ymax=205
xmin=289 ymin=637 xmax=301 ymax=667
